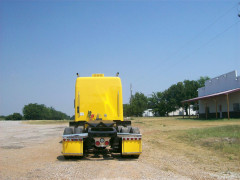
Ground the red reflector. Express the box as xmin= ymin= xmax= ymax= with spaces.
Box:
xmin=127 ymin=138 xmax=129 ymax=140
xmin=67 ymin=139 xmax=70 ymax=141
xmin=95 ymin=141 xmax=100 ymax=146
xmin=139 ymin=138 xmax=141 ymax=140
xmin=123 ymin=138 xmax=125 ymax=140
xmin=131 ymin=138 xmax=133 ymax=140
xmin=105 ymin=141 xmax=109 ymax=145
xmin=135 ymin=138 xmax=137 ymax=140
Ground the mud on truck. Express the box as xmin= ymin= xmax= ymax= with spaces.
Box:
xmin=62 ymin=73 xmax=142 ymax=158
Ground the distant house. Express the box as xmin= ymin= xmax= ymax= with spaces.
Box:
xmin=182 ymin=71 xmax=240 ymax=119
xmin=168 ymin=105 xmax=197 ymax=116
xmin=142 ymin=109 xmax=154 ymax=117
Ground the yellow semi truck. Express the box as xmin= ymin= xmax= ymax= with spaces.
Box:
xmin=62 ymin=73 xmax=142 ymax=158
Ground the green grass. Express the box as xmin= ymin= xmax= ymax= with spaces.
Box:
xmin=178 ymin=125 xmax=240 ymax=159
xmin=176 ymin=117 xmax=240 ymax=122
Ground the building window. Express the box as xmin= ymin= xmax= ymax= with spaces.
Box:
xmin=233 ymin=103 xmax=240 ymax=112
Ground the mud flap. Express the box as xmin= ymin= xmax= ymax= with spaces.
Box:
xmin=62 ymin=134 xmax=88 ymax=156
xmin=121 ymin=136 xmax=142 ymax=156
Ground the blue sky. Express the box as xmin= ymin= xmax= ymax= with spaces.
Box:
xmin=0 ymin=0 xmax=239 ymax=116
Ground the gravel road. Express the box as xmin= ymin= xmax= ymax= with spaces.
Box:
xmin=0 ymin=121 xmax=239 ymax=180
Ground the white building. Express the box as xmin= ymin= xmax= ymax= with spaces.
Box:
xmin=183 ymin=71 xmax=240 ymax=119
xmin=168 ymin=105 xmax=197 ymax=116
xmin=142 ymin=109 xmax=154 ymax=117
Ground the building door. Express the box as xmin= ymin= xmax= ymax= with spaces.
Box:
xmin=219 ymin=105 xmax=222 ymax=118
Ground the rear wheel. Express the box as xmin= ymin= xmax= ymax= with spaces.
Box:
xmin=63 ymin=127 xmax=73 ymax=135
xmin=127 ymin=126 xmax=132 ymax=132
xmin=132 ymin=155 xmax=140 ymax=158
xmin=74 ymin=127 xmax=83 ymax=134
xmin=63 ymin=156 xmax=71 ymax=159
xmin=117 ymin=126 xmax=123 ymax=132
xmin=131 ymin=127 xmax=140 ymax=134
xmin=121 ymin=127 xmax=131 ymax=133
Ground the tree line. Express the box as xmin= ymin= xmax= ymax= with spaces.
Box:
xmin=4 ymin=103 xmax=71 ymax=120
xmin=123 ymin=76 xmax=209 ymax=117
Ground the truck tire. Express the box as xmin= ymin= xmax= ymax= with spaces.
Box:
xmin=127 ymin=126 xmax=132 ymax=132
xmin=63 ymin=127 xmax=73 ymax=135
xmin=117 ymin=126 xmax=123 ymax=132
xmin=64 ymin=156 xmax=71 ymax=160
xmin=121 ymin=127 xmax=131 ymax=133
xmin=74 ymin=127 xmax=83 ymax=134
xmin=133 ymin=155 xmax=140 ymax=158
xmin=131 ymin=127 xmax=140 ymax=134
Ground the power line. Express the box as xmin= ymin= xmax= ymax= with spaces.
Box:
xmin=178 ymin=20 xmax=240 ymax=63
xmin=138 ymin=20 xmax=239 ymax=97
xmin=177 ymin=3 xmax=238 ymax=52
xmin=131 ymin=3 xmax=239 ymax=89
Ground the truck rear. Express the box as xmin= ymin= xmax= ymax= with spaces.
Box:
xmin=62 ymin=74 xmax=142 ymax=158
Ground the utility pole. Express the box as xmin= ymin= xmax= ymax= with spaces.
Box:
xmin=130 ymin=83 xmax=133 ymax=104
xmin=130 ymin=84 xmax=133 ymax=98
xmin=130 ymin=83 xmax=133 ymax=116
xmin=238 ymin=3 xmax=240 ymax=17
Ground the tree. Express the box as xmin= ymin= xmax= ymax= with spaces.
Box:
xmin=148 ymin=76 xmax=210 ymax=116
xmin=123 ymin=104 xmax=132 ymax=117
xmin=0 ymin=115 xmax=6 ymax=120
xmin=182 ymin=77 xmax=209 ymax=115
xmin=5 ymin=113 xmax=22 ymax=120
xmin=164 ymin=82 xmax=185 ymax=114
xmin=197 ymin=76 xmax=210 ymax=88
xmin=23 ymin=103 xmax=46 ymax=120
xmin=23 ymin=103 xmax=69 ymax=120
xmin=148 ymin=82 xmax=186 ymax=117
xmin=148 ymin=92 xmax=168 ymax=116
xmin=131 ymin=92 xmax=148 ymax=117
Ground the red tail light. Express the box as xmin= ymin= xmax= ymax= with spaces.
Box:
xmin=105 ymin=141 xmax=109 ymax=145
xmin=95 ymin=141 xmax=100 ymax=146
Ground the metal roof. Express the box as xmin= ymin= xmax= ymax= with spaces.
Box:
xmin=182 ymin=87 xmax=240 ymax=103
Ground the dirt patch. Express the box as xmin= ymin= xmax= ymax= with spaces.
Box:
xmin=0 ymin=119 xmax=240 ymax=179
xmin=1 ymin=145 xmax=24 ymax=149
xmin=200 ymin=137 xmax=240 ymax=145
